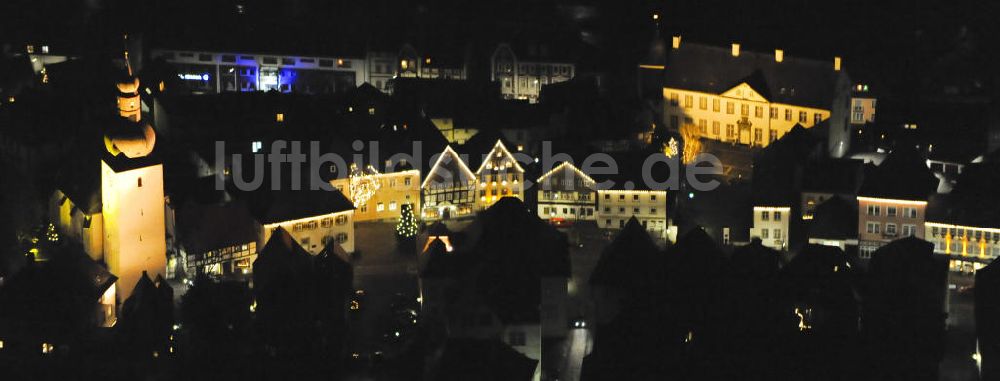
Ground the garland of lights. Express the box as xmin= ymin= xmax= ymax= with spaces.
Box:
xmin=396 ymin=203 xmax=418 ymax=239
xmin=349 ymin=163 xmax=381 ymax=208
xmin=664 ymin=138 xmax=679 ymax=159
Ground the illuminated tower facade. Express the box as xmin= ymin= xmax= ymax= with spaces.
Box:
xmin=101 ymin=52 xmax=166 ymax=303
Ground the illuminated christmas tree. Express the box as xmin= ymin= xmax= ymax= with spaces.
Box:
xmin=396 ymin=203 xmax=418 ymax=253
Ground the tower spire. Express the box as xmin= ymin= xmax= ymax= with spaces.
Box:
xmin=123 ymin=34 xmax=133 ymax=76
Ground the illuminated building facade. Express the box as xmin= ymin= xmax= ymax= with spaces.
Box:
xmin=151 ymin=49 xmax=365 ymax=94
xmin=925 ymin=222 xmax=999 ymax=273
xmin=850 ymin=83 xmax=877 ymax=125
xmin=536 ymin=162 xmax=597 ymax=221
xmin=395 ymin=43 xmax=468 ymax=80
xmin=596 ymin=190 xmax=668 ymax=240
xmin=751 ymin=206 xmax=791 ymax=250
xmin=260 ymin=209 xmax=354 ymax=255
xmin=177 ymin=202 xmax=259 ymax=277
xmin=330 ymin=167 xmax=421 ymax=222
xmin=475 ymin=141 xmax=524 ymax=210
xmin=662 ymin=40 xmax=852 ymax=156
xmin=491 ymin=43 xmax=575 ymax=103
xmin=421 ymin=146 xmax=477 ymax=220
xmin=857 ymin=197 xmax=926 ymax=258
xmin=431 ymin=118 xmax=479 ymax=145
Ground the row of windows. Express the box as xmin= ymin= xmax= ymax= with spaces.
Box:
xmin=291 ymin=216 xmax=348 ymax=232
xmin=931 ymin=227 xmax=1000 ymax=242
xmin=932 ymin=240 xmax=1000 ymax=256
xmin=543 ymin=207 xmax=594 ymax=216
xmin=603 ymin=193 xmax=659 ymax=202
xmin=668 ymin=93 xmax=824 ymax=124
xmin=427 ymin=190 xmax=473 ymax=204
xmin=671 ymin=115 xmax=788 ymax=145
xmin=541 ymin=191 xmax=592 ymax=201
xmin=760 ymin=210 xmax=783 ymax=221
xmin=481 ymin=188 xmax=515 ymax=197
xmin=759 ymin=228 xmax=782 ymax=239
xmin=480 ymin=172 xmax=518 ymax=182
xmin=604 ymin=219 xmax=664 ymax=229
xmin=865 ymin=221 xmax=917 ymax=236
xmin=603 ymin=206 xmax=659 ymax=215
xmin=866 ymin=205 xmax=919 ymax=218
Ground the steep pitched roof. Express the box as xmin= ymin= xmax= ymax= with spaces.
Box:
xmin=177 ymin=201 xmax=259 ymax=255
xmin=590 ymin=217 xmax=659 ymax=289
xmin=858 ymin=146 xmax=937 ymax=200
xmin=428 ymin=197 xmax=570 ymax=325
xmin=254 ymin=188 xmax=354 ymax=225
xmin=536 ymin=162 xmax=597 ymax=191
xmin=808 ymin=196 xmax=859 ymax=240
xmin=0 ymin=244 xmax=116 ymax=334
xmin=431 ymin=339 xmax=538 ymax=381
xmin=663 ymin=42 xmax=847 ymax=109
xmin=422 ymin=145 xmax=476 ymax=189
xmin=469 ymin=139 xmax=524 ymax=176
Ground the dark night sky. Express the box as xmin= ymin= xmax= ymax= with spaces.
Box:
xmin=1 ymin=0 xmax=997 ymax=100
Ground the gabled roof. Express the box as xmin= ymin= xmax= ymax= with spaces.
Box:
xmin=473 ymin=140 xmax=525 ymax=175
xmin=801 ymin=159 xmax=865 ymax=194
xmin=729 ymin=240 xmax=781 ymax=279
xmin=254 ymin=188 xmax=354 ymax=225
xmin=0 ymin=244 xmax=116 ymax=333
xmin=177 ymin=201 xmax=259 ymax=255
xmin=424 ymin=197 xmax=570 ymax=324
xmin=422 ymin=145 xmax=476 ymax=189
xmin=536 ymin=162 xmax=597 ymax=190
xmin=808 ymin=196 xmax=859 ymax=240
xmin=431 ymin=339 xmax=538 ymax=381
xmin=590 ymin=217 xmax=659 ymax=289
xmin=253 ymin=227 xmax=313 ymax=282
xmin=858 ymin=146 xmax=937 ymax=201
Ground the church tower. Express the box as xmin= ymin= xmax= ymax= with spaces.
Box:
xmin=101 ymin=46 xmax=166 ymax=303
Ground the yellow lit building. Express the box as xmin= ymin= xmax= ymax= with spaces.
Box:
xmin=536 ymin=162 xmax=597 ymax=221
xmin=925 ymin=222 xmax=998 ymax=272
xmin=475 ymin=140 xmax=524 ymax=210
xmin=662 ymin=40 xmax=852 ymax=156
xmin=257 ymin=191 xmax=356 ymax=255
xmin=330 ymin=166 xmax=421 ymax=222
xmin=431 ymin=117 xmax=478 ymax=145
xmin=422 ymin=146 xmax=477 ymax=220
xmin=50 ymin=51 xmax=167 ymax=310
xmin=596 ymin=190 xmax=668 ymax=240
xmin=751 ymin=206 xmax=791 ymax=250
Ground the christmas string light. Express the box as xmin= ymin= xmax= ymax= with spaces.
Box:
xmin=349 ymin=163 xmax=381 ymax=208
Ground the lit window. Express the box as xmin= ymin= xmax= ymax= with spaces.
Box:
xmin=377 ymin=202 xmax=385 ymax=212
xmin=335 ymin=215 xmax=348 ymax=225
xmin=276 ymin=113 xmax=284 ymax=122
xmin=42 ymin=342 xmax=54 ymax=354
xmin=389 ymin=201 xmax=398 ymax=211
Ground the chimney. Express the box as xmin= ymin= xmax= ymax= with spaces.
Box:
xmin=834 ymin=56 xmax=842 ymax=71
xmin=672 ymin=36 xmax=682 ymax=49
xmin=775 ymin=49 xmax=784 ymax=63
xmin=731 ymin=43 xmax=740 ymax=57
